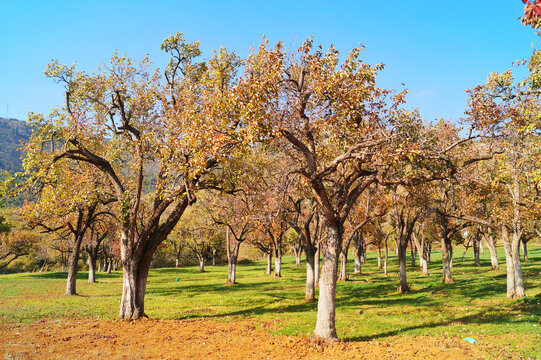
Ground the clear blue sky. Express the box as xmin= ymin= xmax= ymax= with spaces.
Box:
xmin=0 ymin=0 xmax=537 ymax=124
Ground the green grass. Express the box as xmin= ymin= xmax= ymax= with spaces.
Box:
xmin=1 ymin=245 xmax=540 ymax=358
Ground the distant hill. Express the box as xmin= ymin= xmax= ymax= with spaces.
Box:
xmin=0 ymin=118 xmax=29 ymax=172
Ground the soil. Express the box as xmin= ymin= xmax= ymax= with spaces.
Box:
xmin=0 ymin=317 xmax=490 ymax=359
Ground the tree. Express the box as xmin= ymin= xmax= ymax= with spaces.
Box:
xmin=37 ymin=33 xmax=258 ymax=318
xmin=0 ymin=217 xmax=37 ymax=271
xmin=465 ymin=61 xmax=541 ymax=298
xmin=18 ymin=131 xmax=114 ymax=294
xmin=245 ymin=38 xmax=466 ymax=340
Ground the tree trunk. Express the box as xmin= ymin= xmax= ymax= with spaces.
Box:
xmin=314 ymin=246 xmax=320 ymax=289
xmin=87 ymin=251 xmax=97 ymax=284
xmin=274 ymin=257 xmax=282 ymax=277
xmin=227 ymin=244 xmax=240 ymax=284
xmin=265 ymin=252 xmax=273 ymax=275
xmin=212 ymin=247 xmax=217 ymax=266
xmin=199 ymin=258 xmax=205 ymax=273
xmin=353 ymin=240 xmax=362 ymax=274
xmin=377 ymin=246 xmax=382 ymax=269
xmin=175 ymin=257 xmax=180 ymax=268
xmin=427 ymin=243 xmax=432 ymax=263
xmin=65 ymin=239 xmax=82 ymax=295
xmin=304 ymin=244 xmax=316 ymax=302
xmin=295 ymin=248 xmax=302 ymax=266
xmin=412 ymin=230 xmax=429 ymax=276
xmin=473 ymin=236 xmax=480 ymax=266
xmin=61 ymin=253 xmax=67 ymax=272
xmin=521 ymin=238 xmax=528 ymax=262
xmin=397 ymin=237 xmax=409 ymax=293
xmin=384 ymin=237 xmax=388 ymax=276
xmin=502 ymin=227 xmax=525 ymax=299
xmin=483 ymin=230 xmax=499 ymax=270
xmin=441 ymin=235 xmax=454 ymax=284
xmin=118 ymin=256 xmax=151 ymax=320
xmin=410 ymin=238 xmax=416 ymax=267
xmin=314 ymin=223 xmax=341 ymax=341
xmin=107 ymin=257 xmax=112 ymax=274
xmin=461 ymin=239 xmax=471 ymax=262
xmin=338 ymin=251 xmax=348 ymax=281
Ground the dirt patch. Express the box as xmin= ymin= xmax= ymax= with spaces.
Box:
xmin=0 ymin=317 xmax=489 ymax=359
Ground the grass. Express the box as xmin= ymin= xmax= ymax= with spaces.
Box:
xmin=1 ymin=245 xmax=540 ymax=358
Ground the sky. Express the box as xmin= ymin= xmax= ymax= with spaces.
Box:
xmin=0 ymin=0 xmax=538 ymax=124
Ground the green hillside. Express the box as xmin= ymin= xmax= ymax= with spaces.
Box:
xmin=0 ymin=118 xmax=29 ymax=172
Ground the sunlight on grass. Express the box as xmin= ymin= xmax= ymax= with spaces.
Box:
xmin=1 ymin=245 xmax=540 ymax=358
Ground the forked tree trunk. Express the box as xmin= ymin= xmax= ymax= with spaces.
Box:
xmin=119 ymin=255 xmax=152 ymax=320
xmin=304 ymin=245 xmax=316 ymax=302
xmin=265 ymin=252 xmax=273 ymax=275
xmin=413 ymin=230 xmax=429 ymax=276
xmin=502 ymin=227 xmax=525 ymax=299
xmin=314 ymin=223 xmax=341 ymax=340
xmin=483 ymin=230 xmax=499 ymax=270
xmin=65 ymin=238 xmax=83 ymax=295
xmin=226 ymin=240 xmax=241 ymax=284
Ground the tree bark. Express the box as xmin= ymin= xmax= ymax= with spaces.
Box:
xmin=87 ymin=251 xmax=96 ymax=284
xmin=482 ymin=230 xmax=499 ymax=270
xmin=409 ymin=238 xmax=416 ymax=267
xmin=314 ymin=223 xmax=341 ymax=340
xmin=384 ymin=237 xmax=388 ymax=276
xmin=521 ymin=238 xmax=528 ymax=262
xmin=265 ymin=252 xmax=273 ymax=275
xmin=473 ymin=235 xmax=480 ymax=266
xmin=502 ymin=227 xmax=525 ymax=299
xmin=304 ymin=245 xmax=316 ymax=302
xmin=118 ymin=254 xmax=151 ymax=320
xmin=338 ymin=251 xmax=348 ymax=281
xmin=274 ymin=257 xmax=282 ymax=278
xmin=65 ymin=238 xmax=83 ymax=295
xmin=294 ymin=248 xmax=302 ymax=266
xmin=441 ymin=235 xmax=454 ymax=283
xmin=397 ymin=236 xmax=409 ymax=293
xmin=314 ymin=246 xmax=320 ymax=289
xmin=199 ymin=257 xmax=205 ymax=273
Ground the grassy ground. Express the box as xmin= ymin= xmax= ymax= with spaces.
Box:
xmin=1 ymin=245 xmax=540 ymax=358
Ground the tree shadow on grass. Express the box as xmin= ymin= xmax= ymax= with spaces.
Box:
xmin=343 ymin=304 xmax=540 ymax=342
xmin=172 ymin=300 xmax=318 ymax=321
